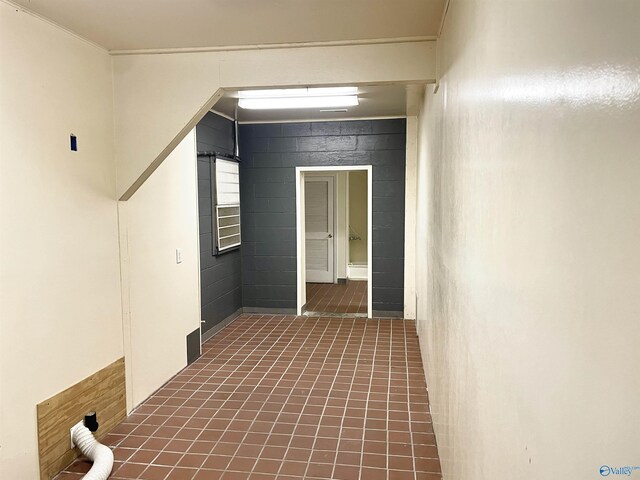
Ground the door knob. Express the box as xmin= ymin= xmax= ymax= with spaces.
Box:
xmin=328 ymin=234 xmax=333 ymax=238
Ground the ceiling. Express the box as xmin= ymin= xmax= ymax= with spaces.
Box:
xmin=215 ymin=85 xmax=409 ymax=123
xmin=11 ymin=0 xmax=446 ymax=52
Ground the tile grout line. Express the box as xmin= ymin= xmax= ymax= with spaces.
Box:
xmin=249 ymin=316 xmax=334 ymax=477
xmin=56 ymin=315 xmax=442 ymax=480
xmin=304 ymin=317 xmax=355 ymax=479
xmin=122 ymin=315 xmax=287 ymax=477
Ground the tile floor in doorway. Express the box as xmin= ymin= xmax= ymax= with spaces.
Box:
xmin=305 ymin=281 xmax=367 ymax=315
xmin=55 ymin=314 xmax=441 ymax=480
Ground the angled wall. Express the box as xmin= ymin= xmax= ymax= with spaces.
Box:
xmin=111 ymin=41 xmax=436 ymax=200
xmin=119 ymin=131 xmax=201 ymax=409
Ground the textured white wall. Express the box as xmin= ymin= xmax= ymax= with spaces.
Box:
xmin=0 ymin=5 xmax=122 ymax=478
xmin=416 ymin=1 xmax=640 ymax=479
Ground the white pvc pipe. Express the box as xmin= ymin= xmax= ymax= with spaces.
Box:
xmin=71 ymin=424 xmax=114 ymax=480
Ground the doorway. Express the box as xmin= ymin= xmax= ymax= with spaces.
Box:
xmin=296 ymin=166 xmax=373 ymax=317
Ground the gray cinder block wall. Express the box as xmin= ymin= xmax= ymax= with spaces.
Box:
xmin=196 ymin=112 xmax=242 ymax=333
xmin=239 ymin=119 xmax=406 ymax=313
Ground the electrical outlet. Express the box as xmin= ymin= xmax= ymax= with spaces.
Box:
xmin=176 ymin=248 xmax=183 ymax=264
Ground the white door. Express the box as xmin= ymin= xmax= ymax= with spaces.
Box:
xmin=305 ymin=176 xmax=334 ymax=283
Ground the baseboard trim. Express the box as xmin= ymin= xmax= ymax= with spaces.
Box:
xmin=202 ymin=304 xmax=382 ymax=343
xmin=242 ymin=307 xmax=297 ymax=315
xmin=372 ymin=310 xmax=404 ymax=318
xmin=304 ymin=311 xmax=368 ymax=318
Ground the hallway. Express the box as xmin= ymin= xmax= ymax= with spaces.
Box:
xmin=55 ymin=315 xmax=440 ymax=480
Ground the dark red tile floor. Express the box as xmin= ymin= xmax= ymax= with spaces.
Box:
xmin=305 ymin=281 xmax=367 ymax=314
xmin=55 ymin=314 xmax=441 ymax=480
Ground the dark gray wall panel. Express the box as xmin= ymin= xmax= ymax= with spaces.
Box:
xmin=196 ymin=112 xmax=242 ymax=333
xmin=239 ymin=119 xmax=406 ymax=312
xmin=186 ymin=328 xmax=201 ymax=364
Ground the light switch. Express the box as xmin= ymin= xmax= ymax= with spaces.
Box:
xmin=176 ymin=248 xmax=183 ymax=264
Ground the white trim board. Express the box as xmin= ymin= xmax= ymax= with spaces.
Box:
xmin=110 ymin=36 xmax=438 ymax=56
xmin=296 ymin=166 xmax=373 ymax=318
xmin=403 ymin=116 xmax=418 ymax=320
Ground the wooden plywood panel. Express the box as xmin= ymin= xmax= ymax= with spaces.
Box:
xmin=36 ymin=358 xmax=126 ymax=480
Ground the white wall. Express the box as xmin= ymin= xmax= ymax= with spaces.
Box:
xmin=336 ymin=172 xmax=348 ymax=280
xmin=119 ymin=131 xmax=201 ymax=409
xmin=0 ymin=4 xmax=122 ymax=477
xmin=403 ymin=115 xmax=418 ymax=319
xmin=348 ymin=171 xmax=368 ymax=264
xmin=112 ymin=41 xmax=437 ymax=199
xmin=416 ymin=1 xmax=640 ymax=479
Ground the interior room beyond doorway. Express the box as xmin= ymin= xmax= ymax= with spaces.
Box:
xmin=302 ymin=169 xmax=369 ymax=316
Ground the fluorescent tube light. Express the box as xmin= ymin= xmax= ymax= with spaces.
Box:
xmin=238 ymin=87 xmax=358 ymax=99
xmin=309 ymin=87 xmax=358 ymax=96
xmin=238 ymin=95 xmax=359 ymax=110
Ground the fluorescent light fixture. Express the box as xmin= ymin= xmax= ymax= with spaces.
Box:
xmin=238 ymin=86 xmax=358 ymax=99
xmin=239 ymin=95 xmax=359 ymax=110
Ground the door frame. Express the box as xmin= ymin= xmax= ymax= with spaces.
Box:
xmin=295 ymin=165 xmax=373 ymax=317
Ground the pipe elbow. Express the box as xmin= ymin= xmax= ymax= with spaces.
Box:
xmin=70 ymin=424 xmax=114 ymax=480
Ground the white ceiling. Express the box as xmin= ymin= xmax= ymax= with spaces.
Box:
xmin=11 ymin=0 xmax=446 ymax=51
xmin=215 ymin=85 xmax=410 ymax=123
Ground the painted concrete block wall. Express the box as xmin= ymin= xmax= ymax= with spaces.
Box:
xmin=239 ymin=120 xmax=406 ymax=312
xmin=415 ymin=1 xmax=640 ymax=479
xmin=0 ymin=5 xmax=122 ymax=477
xmin=195 ymin=112 xmax=242 ymax=333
